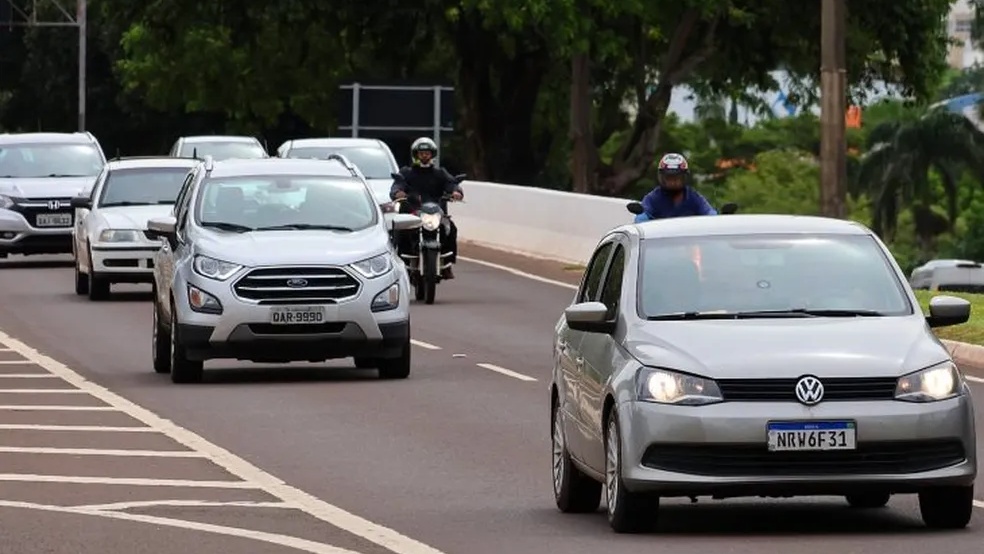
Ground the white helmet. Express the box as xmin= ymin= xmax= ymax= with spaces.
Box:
xmin=410 ymin=137 xmax=438 ymax=167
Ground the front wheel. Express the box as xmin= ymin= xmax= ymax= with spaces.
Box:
xmin=605 ymin=410 xmax=659 ymax=533
xmin=919 ymin=485 xmax=974 ymax=529
xmin=377 ymin=337 xmax=411 ymax=379
xmin=422 ymin=249 xmax=438 ymax=305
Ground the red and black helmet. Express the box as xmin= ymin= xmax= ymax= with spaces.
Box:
xmin=657 ymin=152 xmax=690 ymax=176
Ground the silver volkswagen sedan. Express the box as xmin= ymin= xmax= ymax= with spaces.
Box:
xmin=550 ymin=214 xmax=976 ymax=533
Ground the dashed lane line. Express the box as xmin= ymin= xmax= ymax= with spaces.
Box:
xmin=0 ymin=329 xmax=447 ymax=554
xmin=965 ymin=375 xmax=984 ymax=384
xmin=458 ymin=255 xmax=578 ymax=291
xmin=0 ymin=424 xmax=155 ymax=432
xmin=410 ymin=339 xmax=441 ymax=350
xmin=475 ymin=363 xmax=537 ymax=382
xmin=0 ymin=405 xmax=117 ymax=411
xmin=0 ymin=389 xmax=85 ymax=393
xmin=0 ymin=360 xmax=42 ymax=364
xmin=72 ymin=499 xmax=293 ymax=511
xmin=0 ymin=374 xmax=58 ymax=378
xmin=0 ymin=446 xmax=205 ymax=457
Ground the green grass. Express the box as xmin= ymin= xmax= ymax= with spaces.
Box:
xmin=914 ymin=290 xmax=984 ymax=345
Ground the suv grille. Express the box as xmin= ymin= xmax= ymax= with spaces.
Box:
xmin=233 ymin=267 xmax=361 ymax=304
xmin=717 ymin=377 xmax=898 ymax=402
xmin=11 ymin=197 xmax=74 ymax=228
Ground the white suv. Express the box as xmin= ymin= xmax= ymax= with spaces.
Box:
xmin=146 ymin=155 xmax=422 ymax=383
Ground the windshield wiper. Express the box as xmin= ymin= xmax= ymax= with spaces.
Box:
xmin=99 ymin=201 xmax=146 ymax=207
xmin=202 ymin=221 xmax=253 ymax=233
xmin=777 ymin=308 xmax=886 ymax=317
xmin=254 ymin=224 xmax=355 ymax=232
xmin=46 ymin=173 xmax=90 ymax=178
xmin=648 ymin=308 xmax=886 ymax=321
xmin=647 ymin=311 xmax=750 ymax=321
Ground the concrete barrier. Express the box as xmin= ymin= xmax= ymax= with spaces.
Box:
xmin=450 ymin=181 xmax=634 ymax=265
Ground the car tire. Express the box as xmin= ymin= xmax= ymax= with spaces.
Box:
xmin=86 ymin=249 xmax=109 ymax=300
xmin=845 ymin=492 xmax=890 ymax=509
xmin=74 ymin=261 xmax=89 ymax=295
xmin=377 ymin=336 xmax=411 ymax=379
xmin=552 ymin=398 xmax=602 ymax=513
xmin=919 ymin=485 xmax=974 ymax=529
xmin=605 ymin=409 xmax=658 ymax=533
xmin=151 ymin=290 xmax=171 ymax=374
xmin=169 ymin=302 xmax=203 ymax=384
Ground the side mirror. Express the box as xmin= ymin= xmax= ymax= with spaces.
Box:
xmin=720 ymin=202 xmax=738 ymax=215
xmin=926 ymin=295 xmax=971 ymax=328
xmin=146 ymin=216 xmax=177 ymax=244
xmin=565 ymin=301 xmax=615 ymax=334
xmin=626 ymin=201 xmax=645 ymax=215
xmin=390 ymin=213 xmax=421 ymax=231
xmin=70 ymin=196 xmax=92 ymax=209
xmin=453 ymin=173 xmax=467 ymax=182
xmin=390 ymin=172 xmax=402 ymax=180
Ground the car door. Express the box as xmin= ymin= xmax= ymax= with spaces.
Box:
xmin=74 ymin=168 xmax=105 ymax=262
xmin=157 ymin=172 xmax=195 ymax=317
xmin=561 ymin=240 xmax=615 ymax=463
xmin=577 ymin=239 xmax=627 ymax=470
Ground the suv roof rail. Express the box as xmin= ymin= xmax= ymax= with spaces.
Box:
xmin=323 ymin=153 xmax=365 ymax=180
xmin=109 ymin=155 xmax=183 ymax=162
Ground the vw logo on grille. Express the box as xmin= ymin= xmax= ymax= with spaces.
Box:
xmin=794 ymin=376 xmax=825 ymax=405
xmin=47 ymin=200 xmax=62 ymax=210
xmin=285 ymin=278 xmax=309 ymax=288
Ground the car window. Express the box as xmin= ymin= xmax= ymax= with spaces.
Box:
xmin=174 ymin=171 xmax=197 ymax=230
xmin=578 ymin=242 xmax=614 ymax=303
xmin=96 ymin=167 xmax=192 ymax=207
xmin=638 ymin=234 xmax=913 ymax=317
xmin=285 ymin=146 xmax=395 ymax=179
xmin=194 ymin=174 xmax=377 ymax=231
xmin=0 ymin=143 xmax=104 ymax=178
xmin=179 ymin=141 xmax=267 ymax=160
xmin=599 ymin=244 xmax=625 ymax=319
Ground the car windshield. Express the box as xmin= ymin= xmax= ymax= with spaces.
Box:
xmin=285 ymin=146 xmax=394 ymax=179
xmin=97 ymin=167 xmax=192 ymax=207
xmin=638 ymin=234 xmax=913 ymax=318
xmin=180 ymin=141 xmax=267 ymax=161
xmin=195 ymin=174 xmax=377 ymax=232
xmin=0 ymin=143 xmax=104 ymax=178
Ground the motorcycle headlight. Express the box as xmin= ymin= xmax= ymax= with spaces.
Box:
xmin=420 ymin=213 xmax=441 ymax=231
xmin=350 ymin=253 xmax=392 ymax=279
xmin=895 ymin=361 xmax=963 ymax=402
xmin=98 ymin=229 xmax=142 ymax=243
xmin=636 ymin=367 xmax=723 ymax=406
xmin=192 ymin=255 xmax=243 ymax=281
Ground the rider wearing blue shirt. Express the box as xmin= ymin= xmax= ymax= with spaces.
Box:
xmin=635 ymin=153 xmax=717 ymax=222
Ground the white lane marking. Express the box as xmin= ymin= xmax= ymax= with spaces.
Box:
xmin=0 ymin=446 xmax=203 ymax=457
xmin=459 ymin=255 xmax=578 ymax=291
xmin=0 ymin=424 xmax=155 ymax=432
xmin=0 ymin=474 xmax=256 ymax=488
xmin=0 ymin=374 xmax=57 ymax=378
xmin=965 ymin=375 xmax=984 ymax=383
xmin=0 ymin=500 xmax=361 ymax=554
xmin=975 ymin=500 xmax=984 ymax=509
xmin=476 ymin=363 xmax=537 ymax=382
xmin=0 ymin=388 xmax=84 ymax=393
xmin=0 ymin=330 xmax=448 ymax=554
xmin=410 ymin=339 xmax=441 ymax=350
xmin=0 ymin=404 xmax=117 ymax=410
xmin=72 ymin=499 xmax=293 ymax=511
xmin=0 ymin=360 xmax=33 ymax=364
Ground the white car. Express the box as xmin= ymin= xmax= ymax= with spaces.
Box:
xmin=275 ymin=137 xmax=400 ymax=208
xmin=70 ymin=156 xmax=200 ymax=300
xmin=909 ymin=259 xmax=983 ymax=291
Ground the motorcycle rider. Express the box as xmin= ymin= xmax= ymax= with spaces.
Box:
xmin=635 ymin=152 xmax=717 ymax=222
xmin=390 ymin=137 xmax=464 ymax=279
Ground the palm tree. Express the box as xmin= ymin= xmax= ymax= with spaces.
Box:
xmin=857 ymin=105 xmax=984 ymax=256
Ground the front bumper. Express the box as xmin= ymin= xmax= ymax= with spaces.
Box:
xmin=90 ymin=245 xmax=159 ymax=282
xmin=0 ymin=209 xmax=72 ymax=254
xmin=617 ymin=395 xmax=977 ymax=497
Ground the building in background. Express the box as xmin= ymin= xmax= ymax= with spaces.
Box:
xmin=948 ymin=0 xmax=984 ymax=69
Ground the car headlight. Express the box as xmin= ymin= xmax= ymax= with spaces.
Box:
xmin=98 ymin=229 xmax=142 ymax=242
xmin=895 ymin=361 xmax=963 ymax=402
xmin=192 ymin=255 xmax=243 ymax=281
xmin=420 ymin=212 xmax=441 ymax=231
xmin=0 ymin=195 xmax=14 ymax=209
xmin=636 ymin=367 xmax=723 ymax=406
xmin=371 ymin=282 xmax=400 ymax=312
xmin=350 ymin=253 xmax=392 ymax=279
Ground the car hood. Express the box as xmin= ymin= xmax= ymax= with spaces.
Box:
xmin=624 ymin=316 xmax=949 ymax=379
xmin=196 ymin=226 xmax=390 ymax=266
xmin=98 ymin=205 xmax=174 ymax=230
xmin=0 ymin=177 xmax=97 ymax=199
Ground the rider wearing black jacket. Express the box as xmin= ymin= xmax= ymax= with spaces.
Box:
xmin=389 ymin=137 xmax=463 ymax=279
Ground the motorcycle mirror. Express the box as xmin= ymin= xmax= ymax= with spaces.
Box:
xmin=453 ymin=173 xmax=467 ymax=181
xmin=720 ymin=203 xmax=738 ymax=215
xmin=626 ymin=201 xmax=645 ymax=215
xmin=390 ymin=172 xmax=402 ymax=180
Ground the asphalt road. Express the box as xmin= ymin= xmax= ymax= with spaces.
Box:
xmin=0 ymin=244 xmax=982 ymax=554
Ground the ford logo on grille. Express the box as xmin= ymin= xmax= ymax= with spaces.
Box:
xmin=47 ymin=200 xmax=62 ymax=210
xmin=286 ymin=278 xmax=309 ymax=288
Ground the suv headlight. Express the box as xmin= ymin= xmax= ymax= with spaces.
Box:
xmin=420 ymin=212 xmax=441 ymax=231
xmin=636 ymin=367 xmax=723 ymax=406
xmin=895 ymin=361 xmax=963 ymax=402
xmin=193 ymin=255 xmax=243 ymax=281
xmin=98 ymin=229 xmax=142 ymax=243
xmin=350 ymin=253 xmax=392 ymax=279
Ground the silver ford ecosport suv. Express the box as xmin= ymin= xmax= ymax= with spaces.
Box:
xmin=147 ymin=155 xmax=422 ymax=383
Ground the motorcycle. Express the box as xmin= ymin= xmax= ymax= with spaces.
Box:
xmin=389 ymin=172 xmax=466 ymax=305
xmin=625 ymin=200 xmax=738 ymax=220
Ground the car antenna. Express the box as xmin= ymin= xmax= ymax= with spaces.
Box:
xmin=193 ymin=147 xmax=198 ymax=160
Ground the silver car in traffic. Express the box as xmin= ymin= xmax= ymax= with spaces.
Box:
xmin=146 ymin=156 xmax=422 ymax=384
xmin=550 ymin=214 xmax=976 ymax=533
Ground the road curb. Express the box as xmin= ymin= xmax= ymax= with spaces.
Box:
xmin=942 ymin=339 xmax=984 ymax=369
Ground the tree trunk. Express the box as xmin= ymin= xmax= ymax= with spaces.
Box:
xmin=570 ymin=51 xmax=596 ymax=193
